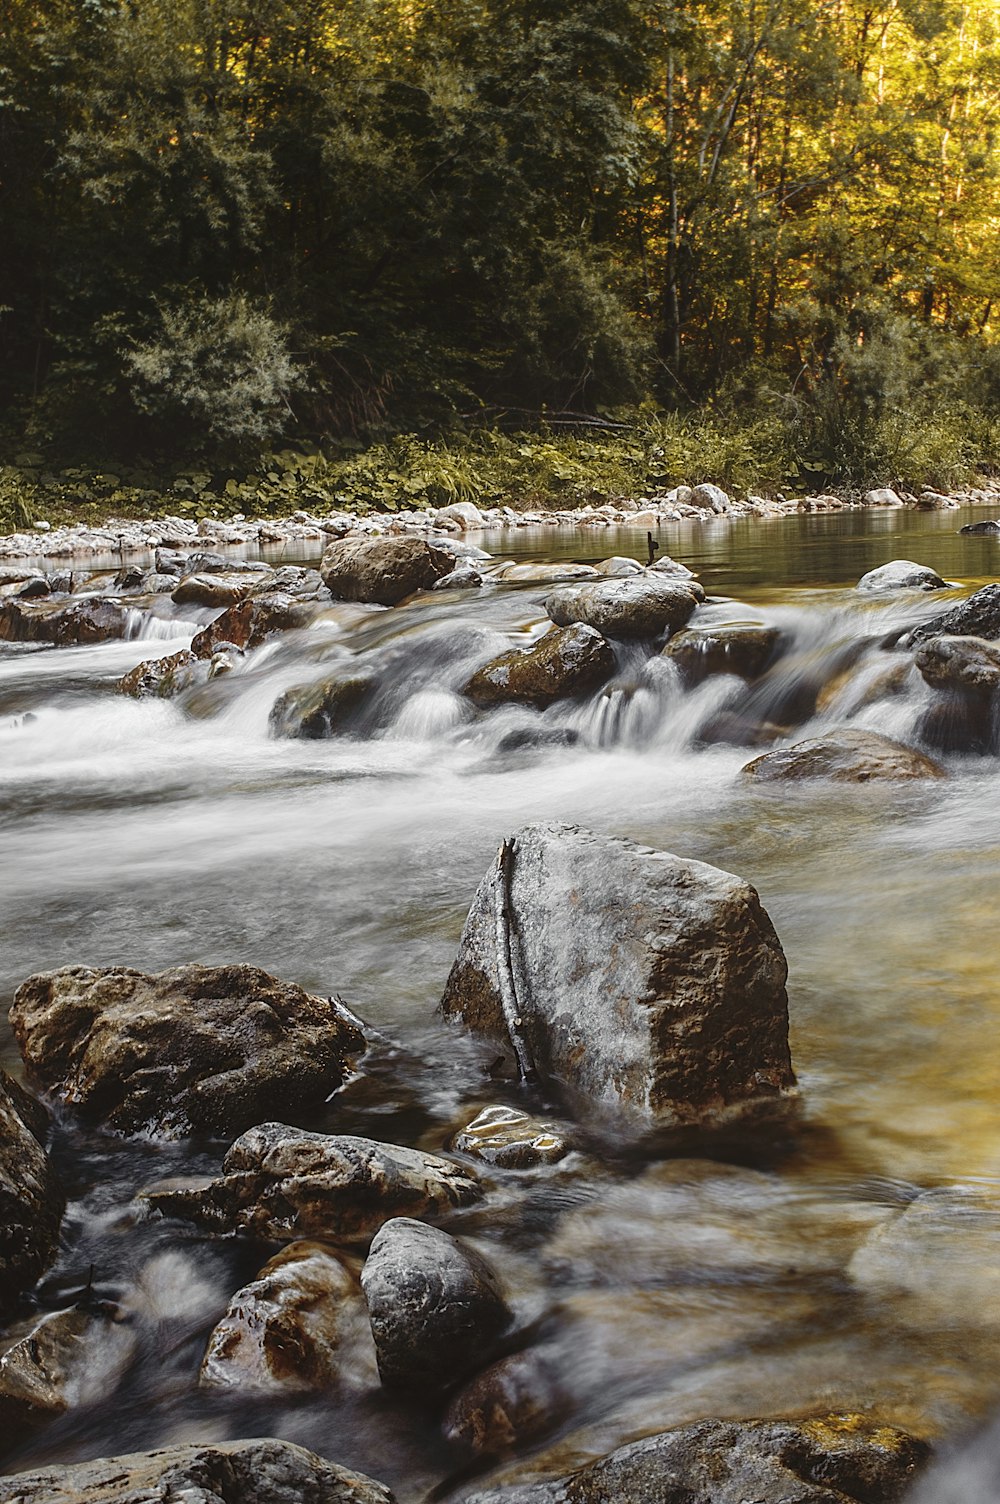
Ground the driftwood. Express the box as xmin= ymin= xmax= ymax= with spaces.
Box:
xmin=493 ymin=838 xmax=537 ymax=1083
xmin=646 ymin=530 xmax=660 ymax=566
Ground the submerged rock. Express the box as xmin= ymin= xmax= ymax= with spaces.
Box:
xmin=497 ymin=563 xmax=600 ymax=584
xmin=662 ymin=623 xmax=780 ymax=683
xmin=444 ymin=1349 xmax=569 ymax=1457
xmin=321 ymin=536 xmax=455 ymax=604
xmin=545 ymin=577 xmax=700 ymax=640
xmin=269 ymin=669 xmax=377 ymax=738
xmin=464 ymin=1414 xmax=929 ymax=1504
xmin=0 ymin=1439 xmax=395 ymax=1504
xmin=959 ymin=519 xmax=1000 ymax=534
xmin=10 ymin=963 xmax=366 ymax=1140
xmin=742 ymin=729 xmax=945 ymax=783
xmin=440 ymin=822 xmax=796 ymax=1131
xmin=465 ymin=624 xmax=616 ymax=709
xmin=856 ymin=560 xmax=947 ymax=593
xmin=914 ymin=635 xmax=1000 ymax=695
xmin=0 ymin=1071 xmax=62 ymax=1314
xmin=201 ymin=1240 xmax=376 ymax=1393
xmin=0 ymin=596 xmax=130 ymax=646
xmin=592 ymin=556 xmax=644 ymax=577
xmin=452 ymin=1105 xmax=569 ymax=1169
xmin=0 ymin=1306 xmax=137 ymax=1438
xmin=146 ymin=1122 xmax=481 ymax=1243
xmin=361 ymin=1218 xmax=512 ymax=1394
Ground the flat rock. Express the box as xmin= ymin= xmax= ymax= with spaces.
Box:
xmin=662 ymin=623 xmax=780 ymax=683
xmin=742 ymin=730 xmax=945 ymax=783
xmin=497 ymin=563 xmax=600 ymax=584
xmin=856 ymin=560 xmax=947 ymax=593
xmin=914 ymin=635 xmax=1000 ymax=694
xmin=10 ymin=964 xmax=366 ymax=1140
xmin=172 ymin=569 xmax=277 ymax=608
xmin=545 ymin=577 xmax=700 ymax=640
xmin=146 ymin=1122 xmax=481 ymax=1243
xmin=321 ymin=537 xmax=455 ymax=604
xmin=361 ymin=1218 xmax=511 ymax=1393
xmin=465 ymin=624 xmax=615 ymax=709
xmin=452 ymin=1105 xmax=569 ymax=1169
xmin=191 ymin=592 xmax=318 ymax=656
xmin=0 ymin=1071 xmax=63 ymax=1314
xmin=0 ymin=1439 xmax=395 ymax=1504
xmin=440 ymin=823 xmax=796 ymax=1131
xmin=201 ymin=1240 xmax=376 ymax=1392
xmin=464 ymin=1415 xmax=929 ymax=1503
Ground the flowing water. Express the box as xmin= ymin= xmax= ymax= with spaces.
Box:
xmin=2 ymin=505 xmax=1000 ymax=1496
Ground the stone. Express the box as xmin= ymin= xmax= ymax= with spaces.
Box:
xmin=908 ymin=583 xmax=1000 ymax=644
xmin=171 ymin=569 xmax=276 ymax=608
xmin=465 ymin=625 xmax=616 ymax=709
xmin=437 ymin=501 xmax=486 ymax=529
xmin=116 ymin=648 xmax=212 ymax=699
xmin=545 ymin=577 xmax=700 ymax=640
xmin=649 ymin=554 xmax=697 ymax=578
xmin=320 ymin=536 xmax=455 ymax=604
xmin=742 ymin=729 xmax=945 ymax=783
xmin=915 ymin=635 xmax=1000 ymax=694
xmin=452 ymin=1105 xmax=569 ymax=1168
xmin=0 ymin=1071 xmax=62 ymax=1314
xmin=361 ymin=1218 xmax=511 ymax=1393
xmin=269 ymin=669 xmax=378 ymax=739
xmin=0 ymin=1306 xmax=137 ymax=1436
xmin=440 ymin=823 xmax=796 ymax=1131
xmin=463 ymin=1415 xmax=929 ymax=1504
xmin=864 ymin=488 xmax=905 ymax=507
xmin=10 ymin=963 xmax=366 ymax=1140
xmin=856 ymin=560 xmax=947 ymax=593
xmin=200 ymin=1240 xmax=376 ymax=1392
xmin=190 ymin=592 xmax=317 ymax=656
xmin=0 ymin=1439 xmax=395 ymax=1504
xmin=662 ymin=623 xmax=780 ymax=683
xmin=959 ymin=519 xmax=1000 ymax=534
xmin=0 ymin=596 xmax=129 ymax=646
xmin=497 ymin=563 xmax=600 ymax=584
xmin=688 ymin=483 xmax=732 ymax=513
xmin=592 ymin=556 xmax=644 ymax=577
xmin=146 ymin=1122 xmax=481 ymax=1243
xmin=433 ymin=563 xmax=483 ymax=590
xmin=444 ymin=1350 xmax=568 ymax=1456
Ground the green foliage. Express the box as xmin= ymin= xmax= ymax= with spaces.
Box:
xmin=0 ymin=468 xmax=35 ymax=532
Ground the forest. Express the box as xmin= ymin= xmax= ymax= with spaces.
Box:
xmin=3 ymin=0 xmax=1000 ymax=494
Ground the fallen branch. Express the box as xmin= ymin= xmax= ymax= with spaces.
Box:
xmin=493 ymin=837 xmax=537 ymax=1083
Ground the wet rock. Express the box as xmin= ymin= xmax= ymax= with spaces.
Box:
xmin=464 ymin=1414 xmax=929 ymax=1504
xmin=200 ymin=1240 xmax=376 ymax=1393
xmin=865 ymin=487 xmax=905 ymax=507
xmin=916 ymin=693 xmax=996 ymax=755
xmin=172 ymin=568 xmax=277 ymax=608
xmin=545 ymin=577 xmax=700 ymax=640
xmin=592 ymin=556 xmax=644 ymax=577
xmin=689 ymin=482 xmax=732 ymax=513
xmin=0 ymin=1306 xmax=137 ymax=1437
xmin=465 ymin=625 xmax=616 ymax=709
xmin=444 ymin=1349 xmax=568 ymax=1456
xmin=908 ymin=582 xmax=1000 ymax=644
xmin=270 ymin=564 xmax=327 ymax=596
xmin=269 ymin=669 xmax=377 ymax=739
xmin=742 ymin=729 xmax=945 ymax=783
xmin=497 ymin=563 xmax=600 ymax=584
xmin=914 ymin=635 xmax=1000 ymax=695
xmin=0 ymin=596 xmax=130 ymax=646
xmin=10 ymin=963 xmax=366 ymax=1140
xmin=662 ymin=623 xmax=780 ymax=683
xmin=17 ymin=576 xmax=50 ymax=599
xmin=649 ymin=554 xmax=697 ymax=579
xmin=190 ymin=592 xmax=317 ymax=656
xmin=856 ymin=560 xmax=947 ymax=593
xmin=452 ymin=1105 xmax=569 ymax=1169
xmin=116 ymin=647 xmax=223 ymax=699
xmin=361 ymin=1218 xmax=511 ymax=1394
xmin=146 ymin=1123 xmax=481 ymax=1243
xmin=697 ymin=711 xmax=787 ymax=748
xmin=815 ymin=660 xmax=912 ymax=716
xmin=440 ymin=822 xmax=796 ymax=1131
xmin=321 ymin=536 xmax=455 ymax=604
xmin=0 ymin=1071 xmax=63 ymax=1314
xmin=494 ymin=726 xmax=581 ymax=755
xmin=434 ymin=562 xmax=483 ymax=590
xmin=959 ymin=518 xmax=1000 ymax=534
xmin=0 ymin=1439 xmax=395 ymax=1504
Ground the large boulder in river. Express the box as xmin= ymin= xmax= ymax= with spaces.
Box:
xmin=362 ymin=1218 xmax=512 ymax=1394
xmin=742 ymin=729 xmax=946 ymax=783
xmin=145 ymin=1123 xmax=481 ymax=1243
xmin=545 ymin=577 xmax=700 ymax=640
xmin=0 ymin=596 xmax=130 ymax=646
xmin=191 ymin=592 xmax=318 ymax=656
xmin=464 ymin=1414 xmax=929 ymax=1504
xmin=171 ymin=568 xmax=277 ymax=608
xmin=465 ymin=624 xmax=616 ymax=709
xmin=914 ymin=635 xmax=1000 ymax=695
xmin=856 ymin=559 xmax=947 ymax=593
xmin=661 ymin=623 xmax=780 ymax=683
xmin=440 ymin=823 xmax=796 ymax=1132
xmin=908 ymin=582 xmax=1000 ymax=644
xmin=321 ymin=537 xmax=455 ymax=604
xmin=200 ymin=1240 xmax=376 ymax=1393
xmin=0 ymin=1071 xmax=62 ymax=1314
xmin=0 ymin=1439 xmax=395 ymax=1504
xmin=10 ymin=964 xmax=366 ymax=1140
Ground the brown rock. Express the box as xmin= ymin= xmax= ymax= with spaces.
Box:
xmin=662 ymin=623 xmax=780 ymax=683
xmin=452 ymin=1106 xmax=569 ymax=1169
xmin=191 ymin=592 xmax=317 ymax=655
xmin=915 ymin=635 xmax=1000 ymax=695
xmin=0 ymin=1072 xmax=62 ymax=1314
xmin=116 ymin=648 xmax=219 ymax=699
xmin=0 ymin=597 xmax=129 ymax=646
xmin=742 ymin=729 xmax=945 ymax=783
xmin=171 ymin=569 xmax=276 ymax=608
xmin=269 ymin=669 xmax=377 ymax=739
xmin=465 ymin=624 xmax=616 ymax=709
xmin=320 ymin=537 xmax=455 ymax=604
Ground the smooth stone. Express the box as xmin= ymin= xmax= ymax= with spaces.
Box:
xmin=864 ymin=487 xmax=905 ymax=507
xmin=452 ymin=1105 xmax=569 ymax=1169
xmin=171 ymin=569 xmax=276 ymax=608
xmin=914 ymin=635 xmax=1000 ymax=694
xmin=437 ymin=501 xmax=486 ymax=529
xmin=545 ymin=577 xmax=700 ymax=640
xmin=10 ymin=963 xmax=366 ymax=1140
xmin=440 ymin=822 xmax=796 ymax=1131
xmin=433 ymin=562 xmax=483 ymax=589
xmin=146 ymin=1123 xmax=481 ymax=1244
xmin=190 ymin=592 xmax=318 ymax=655
xmin=269 ymin=669 xmax=378 ymax=739
xmin=742 ymin=729 xmax=945 ymax=782
xmin=688 ymin=483 xmax=732 ymax=513
xmin=200 ymin=1240 xmax=377 ymax=1392
xmin=444 ymin=1349 xmax=568 ymax=1456
xmin=320 ymin=536 xmax=455 ymax=604
xmin=464 ymin=624 xmax=616 ymax=709
xmin=0 ymin=1439 xmax=395 ymax=1504
xmin=662 ymin=623 xmax=780 ymax=683
xmin=361 ymin=1218 xmax=511 ymax=1394
xmin=497 ymin=563 xmax=600 ymax=584
xmin=592 ymin=556 xmax=644 ymax=577
xmin=959 ymin=519 xmax=1000 ymax=534
xmin=0 ymin=1306 xmax=137 ymax=1437
xmin=856 ymin=560 xmax=947 ymax=593
xmin=0 ymin=1071 xmax=62 ymax=1315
